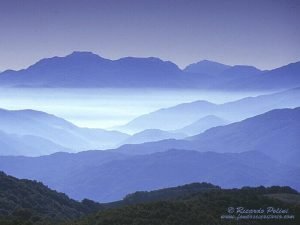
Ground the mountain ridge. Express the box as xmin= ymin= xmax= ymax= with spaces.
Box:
xmin=1 ymin=149 xmax=298 ymax=202
xmin=0 ymin=105 xmax=299 ymax=202
xmin=1 ymin=52 xmax=300 ymax=89
xmin=0 ymin=108 xmax=129 ymax=156
xmin=118 ymin=87 xmax=300 ymax=132
xmin=183 ymin=60 xmax=231 ymax=74
xmin=114 ymin=107 xmax=300 ymax=168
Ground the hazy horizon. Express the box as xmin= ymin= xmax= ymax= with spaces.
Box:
xmin=0 ymin=88 xmax=270 ymax=129
xmin=0 ymin=0 xmax=299 ymax=71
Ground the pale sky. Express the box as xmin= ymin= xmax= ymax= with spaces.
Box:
xmin=0 ymin=0 xmax=299 ymax=71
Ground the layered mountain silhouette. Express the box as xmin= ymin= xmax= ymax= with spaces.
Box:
xmin=175 ymin=115 xmax=229 ymax=136
xmin=120 ymin=129 xmax=186 ymax=145
xmin=118 ymin=87 xmax=300 ymax=132
xmin=116 ymin=107 xmax=300 ymax=167
xmin=117 ymin=100 xmax=218 ymax=132
xmin=0 ymin=108 xmax=129 ymax=156
xmin=58 ymin=150 xmax=299 ymax=202
xmin=0 ymin=52 xmax=299 ymax=204
xmin=0 ymin=149 xmax=298 ymax=202
xmin=187 ymin=107 xmax=300 ymax=166
xmin=0 ymin=150 xmax=130 ymax=186
xmin=0 ymin=108 xmax=299 ymax=202
xmin=0 ymin=52 xmax=300 ymax=89
xmin=0 ymin=130 xmax=69 ymax=156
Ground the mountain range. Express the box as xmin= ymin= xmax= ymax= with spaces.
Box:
xmin=0 ymin=130 xmax=69 ymax=156
xmin=175 ymin=115 xmax=229 ymax=136
xmin=118 ymin=87 xmax=300 ymax=132
xmin=120 ymin=129 xmax=186 ymax=145
xmin=0 ymin=52 xmax=299 ymax=204
xmin=0 ymin=149 xmax=298 ymax=202
xmin=0 ymin=51 xmax=300 ymax=90
xmin=183 ymin=60 xmax=231 ymax=75
xmin=0 ymin=52 xmax=185 ymax=88
xmin=116 ymin=107 xmax=300 ymax=167
xmin=0 ymin=108 xmax=129 ymax=156
xmin=0 ymin=107 xmax=299 ymax=202
xmin=1 ymin=87 xmax=299 ymax=155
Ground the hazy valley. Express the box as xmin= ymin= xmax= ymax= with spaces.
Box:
xmin=0 ymin=52 xmax=299 ymax=224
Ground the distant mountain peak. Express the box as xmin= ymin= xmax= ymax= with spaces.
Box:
xmin=0 ymin=108 xmax=129 ymax=156
xmin=230 ymin=65 xmax=261 ymax=71
xmin=218 ymin=65 xmax=262 ymax=78
xmin=156 ymin=99 xmax=217 ymax=113
xmin=33 ymin=51 xmax=109 ymax=65
xmin=115 ymin=56 xmax=180 ymax=70
xmin=117 ymin=56 xmax=163 ymax=61
xmin=184 ymin=60 xmax=231 ymax=74
xmin=70 ymin=51 xmax=95 ymax=55
xmin=0 ymin=52 xmax=299 ymax=89
xmin=67 ymin=51 xmax=107 ymax=59
xmin=197 ymin=59 xmax=227 ymax=65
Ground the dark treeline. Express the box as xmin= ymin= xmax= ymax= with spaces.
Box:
xmin=0 ymin=172 xmax=102 ymax=225
xmin=1 ymin=171 xmax=299 ymax=225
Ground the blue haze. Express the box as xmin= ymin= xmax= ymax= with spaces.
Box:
xmin=0 ymin=88 xmax=266 ymax=129
xmin=0 ymin=108 xmax=299 ymax=202
xmin=0 ymin=0 xmax=299 ymax=206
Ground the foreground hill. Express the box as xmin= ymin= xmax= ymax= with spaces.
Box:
xmin=1 ymin=173 xmax=299 ymax=225
xmin=0 ymin=172 xmax=101 ymax=225
xmin=70 ymin=185 xmax=300 ymax=225
xmin=118 ymin=87 xmax=300 ymax=132
xmin=0 ymin=108 xmax=129 ymax=156
xmin=119 ymin=182 xmax=220 ymax=205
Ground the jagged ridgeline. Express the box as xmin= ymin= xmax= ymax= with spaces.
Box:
xmin=1 ymin=171 xmax=300 ymax=225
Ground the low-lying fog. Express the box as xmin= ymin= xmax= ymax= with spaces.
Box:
xmin=0 ymin=88 xmax=270 ymax=129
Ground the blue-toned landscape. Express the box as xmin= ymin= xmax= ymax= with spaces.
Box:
xmin=0 ymin=0 xmax=300 ymax=224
